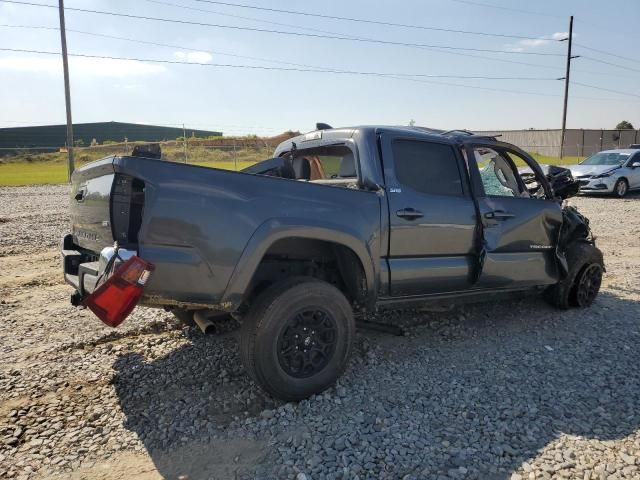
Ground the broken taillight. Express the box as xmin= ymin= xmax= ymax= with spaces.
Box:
xmin=84 ymin=256 xmax=154 ymax=328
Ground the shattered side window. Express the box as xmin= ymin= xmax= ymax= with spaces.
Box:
xmin=474 ymin=148 xmax=523 ymax=197
xmin=474 ymin=148 xmax=516 ymax=197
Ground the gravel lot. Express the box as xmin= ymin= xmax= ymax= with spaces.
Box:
xmin=1 ymin=185 xmax=639 ymax=480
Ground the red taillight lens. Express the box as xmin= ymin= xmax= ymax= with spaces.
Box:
xmin=84 ymin=256 xmax=155 ymax=328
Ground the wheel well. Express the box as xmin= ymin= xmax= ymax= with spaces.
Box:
xmin=614 ymin=177 xmax=629 ymax=193
xmin=242 ymin=238 xmax=367 ymax=310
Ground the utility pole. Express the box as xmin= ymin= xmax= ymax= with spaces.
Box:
xmin=560 ymin=15 xmax=574 ymax=159
xmin=58 ymin=0 xmax=74 ymax=180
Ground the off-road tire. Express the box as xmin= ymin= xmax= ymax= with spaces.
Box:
xmin=239 ymin=277 xmax=355 ymax=401
xmin=545 ymin=242 xmax=604 ymax=309
xmin=172 ymin=309 xmax=195 ymax=327
xmin=613 ymin=178 xmax=628 ymax=198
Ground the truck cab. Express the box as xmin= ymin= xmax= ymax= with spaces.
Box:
xmin=273 ymin=126 xmax=564 ymax=301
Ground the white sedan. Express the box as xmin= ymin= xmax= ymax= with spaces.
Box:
xmin=568 ymin=149 xmax=640 ymax=198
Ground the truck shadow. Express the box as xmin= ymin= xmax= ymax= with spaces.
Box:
xmin=113 ymin=290 xmax=640 ymax=479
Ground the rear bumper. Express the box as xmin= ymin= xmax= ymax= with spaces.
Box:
xmin=61 ymin=233 xmax=136 ymax=300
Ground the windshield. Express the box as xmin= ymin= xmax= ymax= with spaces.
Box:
xmin=581 ymin=152 xmax=630 ymax=166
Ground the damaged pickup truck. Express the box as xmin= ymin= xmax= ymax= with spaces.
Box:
xmin=62 ymin=125 xmax=603 ymax=401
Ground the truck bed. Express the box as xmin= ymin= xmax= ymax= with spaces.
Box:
xmin=65 ymin=156 xmax=382 ymax=310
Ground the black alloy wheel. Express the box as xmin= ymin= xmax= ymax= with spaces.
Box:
xmin=239 ymin=277 xmax=355 ymax=401
xmin=277 ymin=308 xmax=338 ymax=379
xmin=574 ymin=263 xmax=603 ymax=307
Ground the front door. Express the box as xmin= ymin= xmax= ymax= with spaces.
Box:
xmin=467 ymin=145 xmax=563 ymax=289
xmin=382 ymin=135 xmax=477 ymax=296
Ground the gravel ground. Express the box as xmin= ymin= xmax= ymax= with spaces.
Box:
xmin=1 ymin=185 xmax=639 ymax=480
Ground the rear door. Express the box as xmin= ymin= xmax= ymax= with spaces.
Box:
xmin=467 ymin=145 xmax=563 ymax=289
xmin=381 ymin=135 xmax=477 ymax=296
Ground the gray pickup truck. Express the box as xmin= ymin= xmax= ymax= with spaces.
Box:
xmin=62 ymin=125 xmax=603 ymax=400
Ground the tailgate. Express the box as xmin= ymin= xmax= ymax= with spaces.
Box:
xmin=70 ymin=157 xmax=121 ymax=253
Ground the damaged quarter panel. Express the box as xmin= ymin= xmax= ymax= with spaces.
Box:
xmin=112 ymin=156 xmax=382 ymax=309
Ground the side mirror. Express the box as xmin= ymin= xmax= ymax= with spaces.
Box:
xmin=631 ymin=161 xmax=640 ymax=168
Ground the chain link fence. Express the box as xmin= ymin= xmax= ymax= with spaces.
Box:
xmin=0 ymin=131 xmax=295 ymax=178
xmin=3 ymin=126 xmax=639 ymax=184
xmin=68 ymin=138 xmax=276 ymax=171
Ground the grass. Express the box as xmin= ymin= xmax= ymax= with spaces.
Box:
xmin=0 ymin=158 xmax=74 ymax=186
xmin=0 ymin=146 xmax=268 ymax=186
xmin=0 ymin=147 xmax=585 ymax=187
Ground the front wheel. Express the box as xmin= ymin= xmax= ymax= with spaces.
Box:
xmin=239 ymin=278 xmax=355 ymax=401
xmin=545 ymin=242 xmax=604 ymax=309
xmin=613 ymin=178 xmax=628 ymax=198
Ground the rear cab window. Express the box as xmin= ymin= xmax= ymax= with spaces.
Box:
xmin=287 ymin=145 xmax=359 ymax=188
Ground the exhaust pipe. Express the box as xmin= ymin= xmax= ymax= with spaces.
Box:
xmin=193 ymin=310 xmax=217 ymax=335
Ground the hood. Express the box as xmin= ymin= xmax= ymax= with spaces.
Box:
xmin=568 ymin=164 xmax=620 ymax=177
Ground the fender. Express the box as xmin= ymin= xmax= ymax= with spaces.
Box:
xmin=221 ymin=217 xmax=378 ymax=310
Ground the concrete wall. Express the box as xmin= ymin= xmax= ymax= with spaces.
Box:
xmin=474 ymin=129 xmax=640 ymax=157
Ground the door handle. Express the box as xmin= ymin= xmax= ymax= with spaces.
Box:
xmin=485 ymin=210 xmax=514 ymax=220
xmin=396 ymin=208 xmax=424 ymax=220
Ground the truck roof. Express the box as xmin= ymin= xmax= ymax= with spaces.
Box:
xmin=275 ymin=125 xmax=498 ymax=153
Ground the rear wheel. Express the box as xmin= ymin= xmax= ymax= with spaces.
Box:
xmin=546 ymin=242 xmax=603 ymax=309
xmin=613 ymin=178 xmax=628 ymax=198
xmin=239 ymin=278 xmax=354 ymax=401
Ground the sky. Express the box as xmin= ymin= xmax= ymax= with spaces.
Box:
xmin=0 ymin=0 xmax=639 ymax=136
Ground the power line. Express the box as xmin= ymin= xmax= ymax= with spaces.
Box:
xmin=571 ymin=81 xmax=640 ymax=99
xmin=143 ymin=0 xmax=369 ymax=42
xmin=0 ymin=47 xmax=562 ymax=82
xmin=571 ymin=68 xmax=639 ymax=79
xmin=0 ymin=0 xmax=565 ymax=57
xmin=2 ymin=47 xmax=638 ymax=101
xmin=0 ymin=47 xmax=569 ymax=98
xmin=0 ymin=24 xmax=342 ymax=71
xmin=0 ymin=25 xmax=562 ymax=81
xmin=0 ymin=21 xmax=566 ymax=75
xmin=446 ymin=0 xmax=640 ymax=43
xmin=2 ymin=9 xmax=636 ymax=104
xmin=444 ymin=0 xmax=564 ymax=19
xmin=137 ymin=1 xmax=567 ymax=72
xmin=573 ymin=43 xmax=640 ymax=65
xmin=579 ymin=55 xmax=640 ymax=74
xmin=185 ymin=0 xmax=558 ymax=41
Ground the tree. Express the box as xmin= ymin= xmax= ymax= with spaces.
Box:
xmin=616 ymin=120 xmax=634 ymax=130
xmin=408 ymin=119 xmax=416 ymax=127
